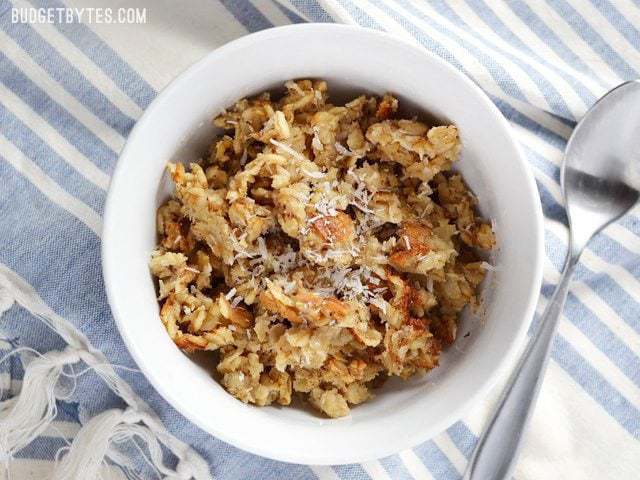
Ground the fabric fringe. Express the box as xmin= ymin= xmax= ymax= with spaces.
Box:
xmin=52 ymin=408 xmax=211 ymax=480
xmin=0 ymin=267 xmax=213 ymax=479
xmin=0 ymin=348 xmax=80 ymax=461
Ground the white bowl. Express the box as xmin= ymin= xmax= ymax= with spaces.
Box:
xmin=102 ymin=24 xmax=543 ymax=465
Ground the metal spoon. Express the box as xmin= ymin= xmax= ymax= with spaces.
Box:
xmin=463 ymin=80 xmax=640 ymax=480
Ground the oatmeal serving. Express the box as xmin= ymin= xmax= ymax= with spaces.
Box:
xmin=150 ymin=80 xmax=495 ymax=418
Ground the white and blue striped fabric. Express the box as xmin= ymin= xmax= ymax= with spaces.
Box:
xmin=1 ymin=0 xmax=639 ymax=478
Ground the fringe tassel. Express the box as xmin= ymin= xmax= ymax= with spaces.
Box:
xmin=0 ymin=347 xmax=81 ymax=461
xmin=0 ymin=266 xmax=213 ymax=479
xmin=52 ymin=408 xmax=211 ymax=480
xmin=0 ymin=280 xmax=13 ymax=316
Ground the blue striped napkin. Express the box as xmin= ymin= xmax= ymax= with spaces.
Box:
xmin=0 ymin=1 xmax=638 ymax=479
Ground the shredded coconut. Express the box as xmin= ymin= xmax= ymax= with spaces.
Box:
xmin=335 ymin=142 xmax=356 ymax=157
xmin=231 ymin=296 xmax=243 ymax=307
xmin=270 ymin=138 xmax=308 ymax=164
xmin=480 ymin=261 xmax=498 ymax=272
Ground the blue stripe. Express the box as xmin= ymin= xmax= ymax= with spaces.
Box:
xmin=219 ymin=0 xmax=274 ymax=32
xmin=543 ymin=237 xmax=640 ymax=382
xmin=413 ymin=441 xmax=460 ymax=479
xmin=552 ymin=335 xmax=640 ymax=439
xmin=0 ymin=160 xmax=102 ymax=313
xmin=0 ymin=52 xmax=116 ymax=173
xmin=271 ymin=0 xmax=307 ymax=23
xmin=379 ymin=454 xmax=415 ymax=479
xmin=446 ymin=422 xmax=478 ymax=459
xmin=589 ymin=0 xmax=640 ymax=53
xmin=202 ymin=442 xmax=319 ymax=480
xmin=0 ymin=104 xmax=105 ymax=212
xmin=341 ymin=0 xmax=570 ymax=146
xmin=535 ymin=179 xmax=568 ymax=225
xmin=557 ymin=284 xmax=640 ymax=387
xmin=390 ymin=0 xmax=530 ymax=104
xmin=588 ymin=232 xmax=640 ymax=274
xmin=446 ymin=321 xmax=640 ymax=456
xmin=336 ymin=0 xmax=384 ymax=29
xmin=30 ymin=0 xmax=156 ymax=110
xmin=14 ymin=435 xmax=69 ymax=460
xmin=506 ymin=0 xmax=612 ymax=87
xmin=430 ymin=0 xmax=579 ymax=120
xmin=1 ymin=7 xmax=136 ymax=137
xmin=464 ymin=0 xmax=598 ymax=106
xmin=1 ymin=307 xmax=73 ymax=364
xmin=619 ymin=214 xmax=640 ymax=235
xmin=493 ymin=98 xmax=570 ymax=148
xmin=546 ymin=231 xmax=640 ymax=335
xmin=521 ymin=144 xmax=562 ymax=184
xmin=545 ymin=0 xmax=639 ymax=79
xmin=333 ymin=463 xmax=373 ymax=480
xmin=288 ymin=0 xmax=335 ymax=22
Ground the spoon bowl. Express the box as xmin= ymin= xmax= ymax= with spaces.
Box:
xmin=562 ymin=80 xmax=640 ymax=252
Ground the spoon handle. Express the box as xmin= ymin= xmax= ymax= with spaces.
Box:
xmin=462 ymin=258 xmax=578 ymax=480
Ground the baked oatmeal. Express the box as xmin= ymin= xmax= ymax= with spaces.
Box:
xmin=150 ymin=80 xmax=496 ymax=418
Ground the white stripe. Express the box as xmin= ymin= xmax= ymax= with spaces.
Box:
xmin=252 ymin=0 xmax=294 ymax=25
xmin=0 ymin=83 xmax=110 ymax=191
xmin=559 ymin=315 xmax=640 ymax=408
xmin=570 ymin=279 xmax=640 ymax=357
xmin=527 ymin=157 xmax=564 ymax=204
xmin=577 ymin=249 xmax=640 ymax=312
xmin=322 ymin=0 xmax=357 ymax=23
xmin=452 ymin=0 xmax=589 ymax=119
xmin=275 ymin=0 xmax=313 ymax=21
xmin=602 ymin=222 xmax=640 ymax=256
xmin=397 ymin=449 xmax=435 ymax=480
xmin=546 ymin=221 xmax=640 ymax=304
xmin=351 ymin=0 xmax=422 ymax=44
xmin=16 ymin=0 xmax=143 ymax=120
xmin=5 ymin=458 xmax=127 ymax=480
xmin=400 ymin=0 xmax=563 ymax=117
xmin=542 ymin=264 xmax=640 ymax=408
xmin=361 ymin=460 xmax=393 ymax=480
xmin=611 ymin=0 xmax=640 ymax=32
xmin=513 ymin=121 xmax=565 ymax=164
xmin=496 ymin=94 xmax=572 ymax=140
xmin=42 ymin=420 xmax=81 ymax=439
xmin=480 ymin=0 xmax=609 ymax=95
xmin=309 ymin=466 xmax=341 ymax=480
xmin=0 ymin=372 xmax=22 ymax=393
xmin=525 ymin=0 xmax=623 ymax=84
xmin=544 ymin=257 xmax=640 ymax=358
xmin=514 ymin=361 xmax=640 ymax=480
xmin=363 ymin=0 xmax=571 ymax=139
xmin=0 ymin=134 xmax=102 ymax=236
xmin=564 ymin=0 xmax=640 ymax=71
xmin=0 ymin=30 xmax=125 ymax=153
xmin=458 ymin=305 xmax=640 ymax=479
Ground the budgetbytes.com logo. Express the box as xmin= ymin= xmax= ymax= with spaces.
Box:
xmin=11 ymin=7 xmax=147 ymax=24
